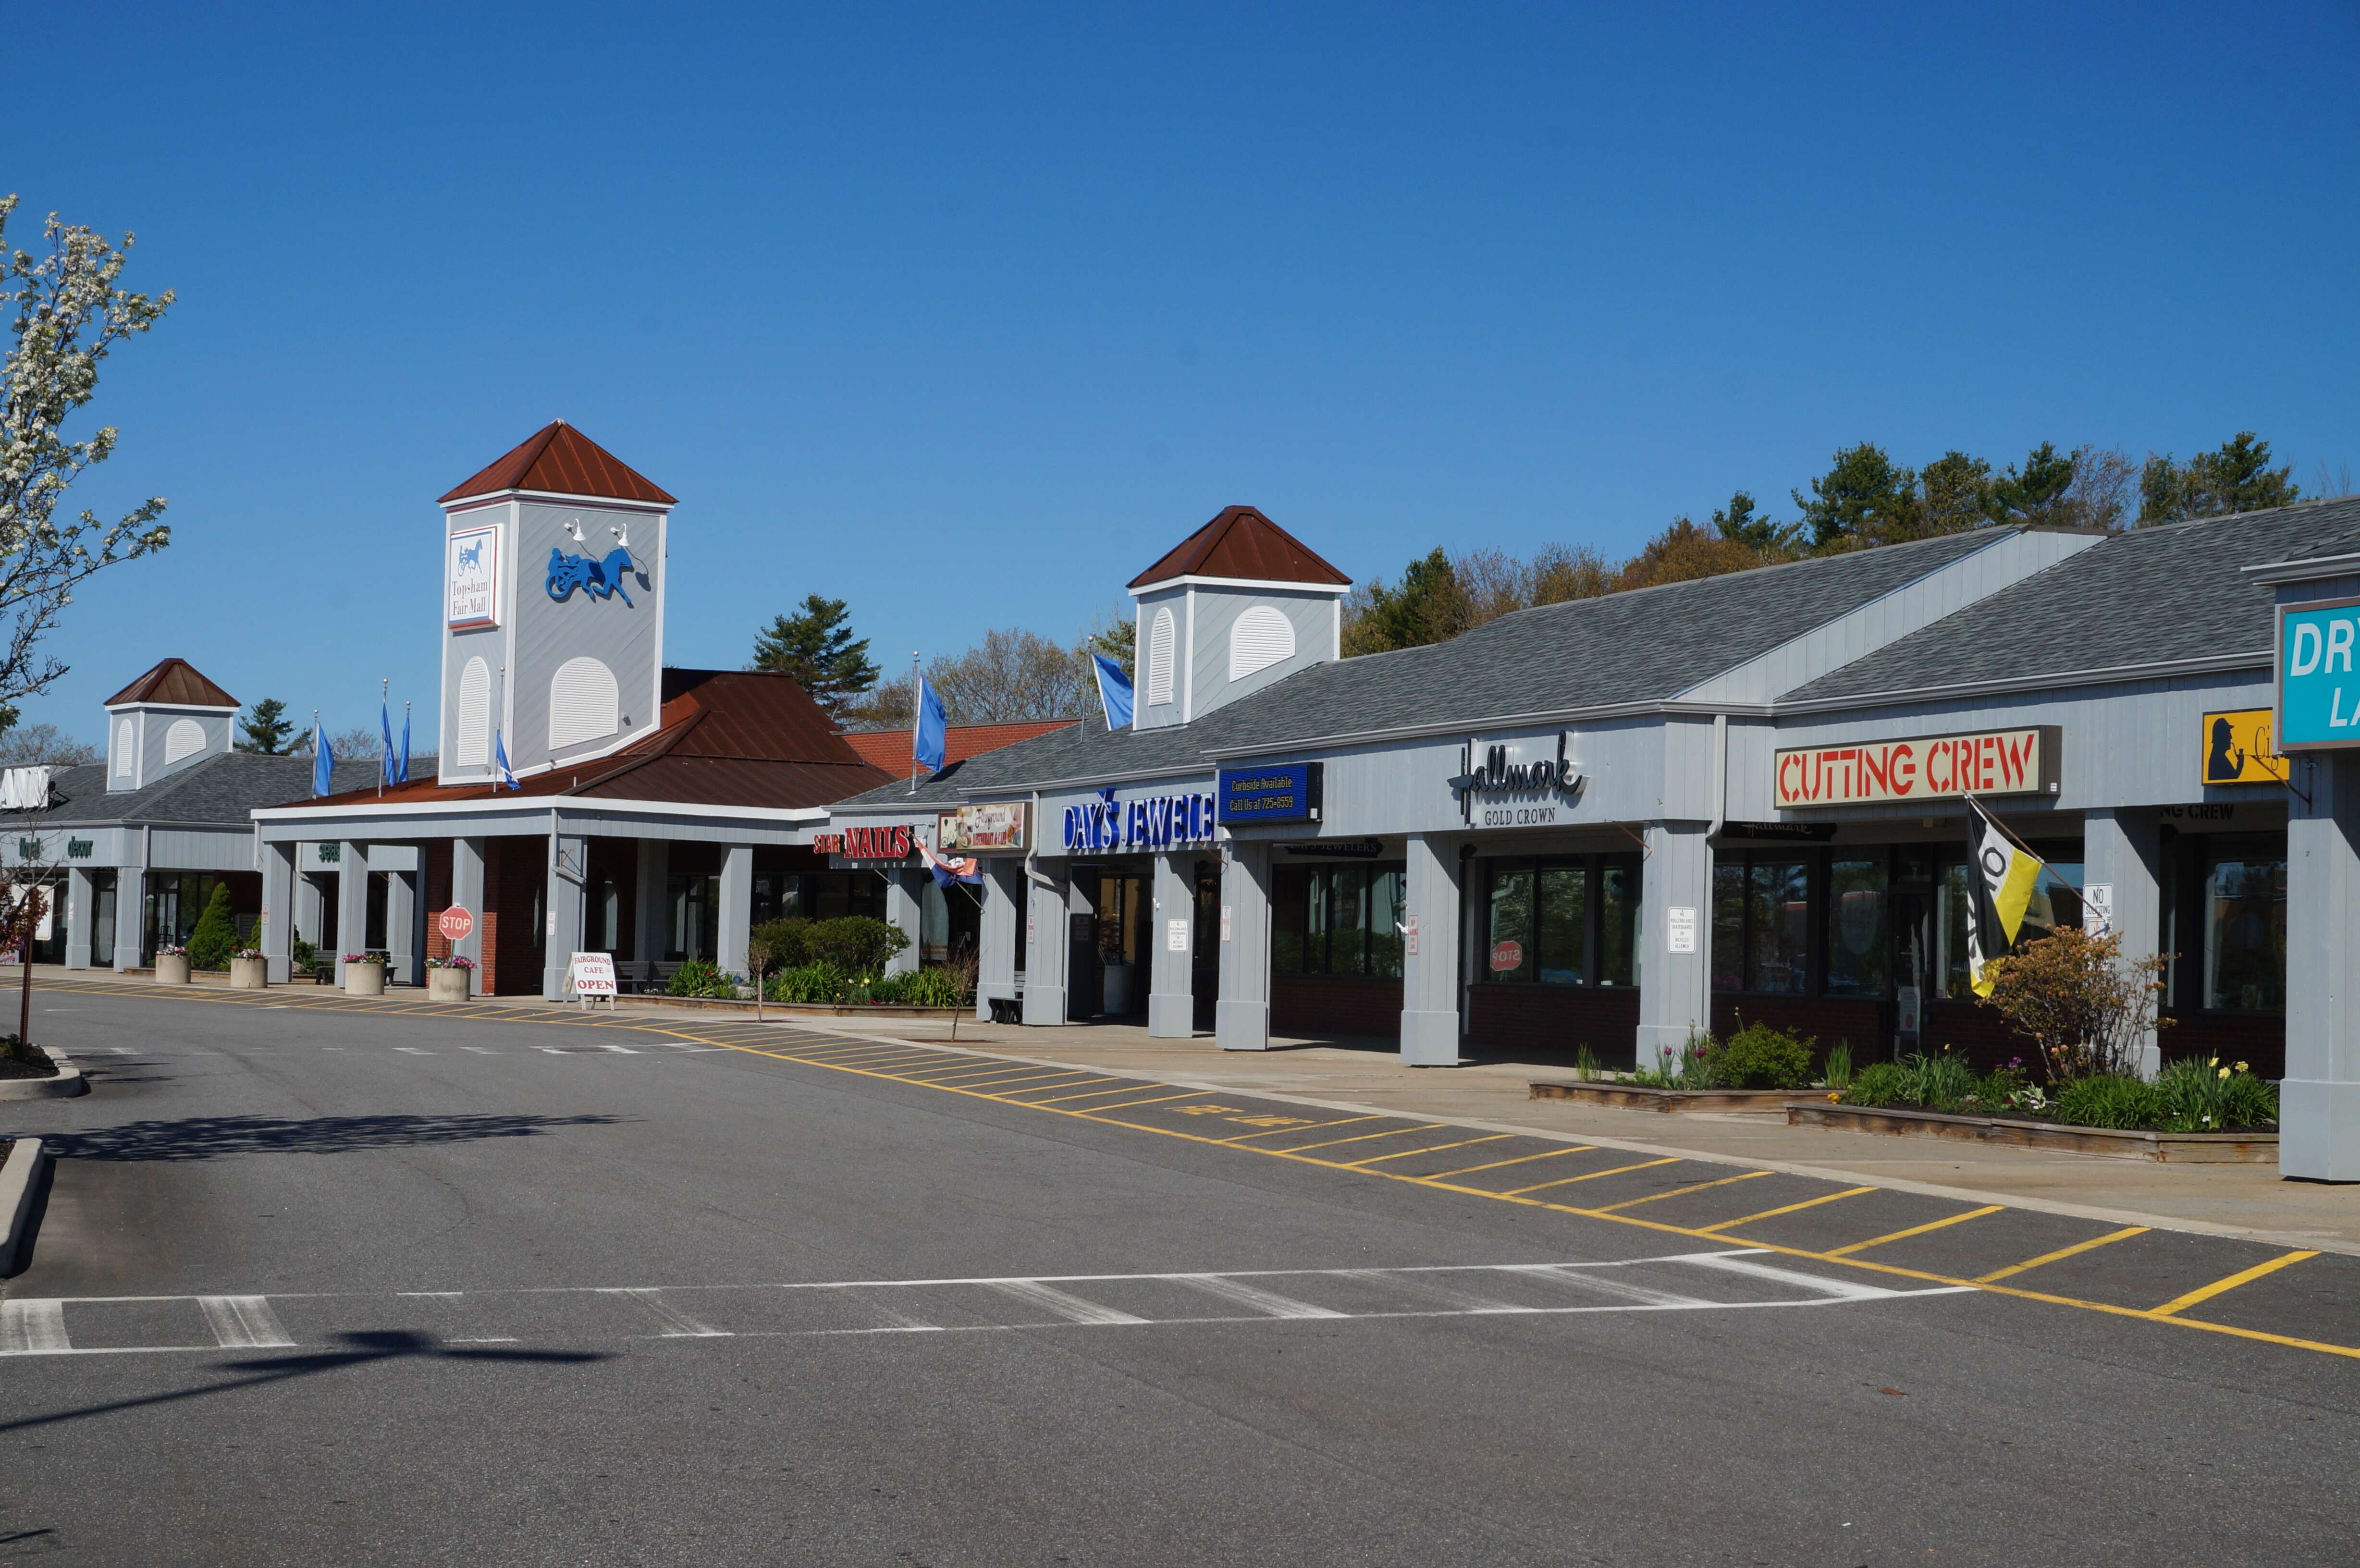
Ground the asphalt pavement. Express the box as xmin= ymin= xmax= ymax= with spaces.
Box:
xmin=1 ymin=984 xmax=2355 ymax=1565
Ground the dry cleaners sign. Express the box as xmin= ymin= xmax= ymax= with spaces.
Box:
xmin=1062 ymin=787 xmax=1217 ymax=853
xmin=1451 ymin=733 xmax=1583 ymax=828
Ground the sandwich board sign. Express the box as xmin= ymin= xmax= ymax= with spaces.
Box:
xmin=567 ymin=951 xmax=617 ymax=1009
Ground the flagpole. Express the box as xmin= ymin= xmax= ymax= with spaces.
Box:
xmin=379 ymin=678 xmax=387 ymax=797
xmin=908 ymin=650 xmax=920 ymax=796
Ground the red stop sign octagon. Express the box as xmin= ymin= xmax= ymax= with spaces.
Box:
xmin=438 ymin=906 xmax=475 ymax=943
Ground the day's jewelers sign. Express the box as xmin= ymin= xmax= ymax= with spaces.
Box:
xmin=1774 ymin=726 xmax=2060 ymax=808
xmin=447 ymin=525 xmax=500 ymax=629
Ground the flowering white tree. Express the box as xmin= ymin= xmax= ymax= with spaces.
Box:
xmin=0 ymin=195 xmax=175 ymax=712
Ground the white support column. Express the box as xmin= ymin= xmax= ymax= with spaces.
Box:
xmin=1216 ymin=842 xmax=1272 ymax=1052
xmin=635 ymin=839 xmax=667 ymax=962
xmin=294 ymin=871 xmax=324 ymax=963
xmin=1400 ymin=833 xmax=1464 ymax=1066
xmin=2083 ymin=808 xmax=2163 ymax=1077
xmin=386 ymin=851 xmax=420 ymax=987
xmin=1147 ymin=852 xmax=1194 ymax=1038
xmin=1022 ymin=864 xmax=1069 ymax=1026
xmin=2285 ymin=754 xmax=2360 ymax=1181
xmin=450 ymin=837 xmax=487 ymax=969
xmin=716 ymin=843 xmax=753 ymax=983
xmin=259 ymin=842 xmax=294 ymax=983
xmin=1635 ymin=820 xmax=1711 ymax=1073
xmin=64 ymin=866 xmax=95 ymax=970
xmin=1064 ymin=875 xmax=1097 ymax=1021
xmin=885 ymin=869 xmax=922 ymax=977
xmin=977 ymin=858 xmax=1021 ymax=1022
xmin=544 ymin=834 xmax=589 ymax=1001
xmin=114 ymin=869 xmax=145 ymax=972
xmin=334 ymin=842 xmax=369 ymax=986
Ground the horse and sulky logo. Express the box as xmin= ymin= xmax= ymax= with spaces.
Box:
xmin=546 ymin=517 xmax=651 ymax=608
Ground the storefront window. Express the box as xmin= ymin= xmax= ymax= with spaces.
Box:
xmin=1711 ymin=862 xmax=1744 ymax=992
xmin=1600 ymin=855 xmax=1640 ymax=987
xmin=1369 ymin=868 xmax=1406 ymax=979
xmin=1745 ymin=856 xmax=1810 ymax=995
xmin=1938 ymin=861 xmax=1972 ymax=997
xmin=2205 ymin=855 xmax=2286 ymax=1011
xmin=1275 ymin=863 xmax=1405 ymax=978
xmin=1537 ymin=866 xmax=1586 ymax=984
xmin=1487 ymin=866 xmax=1535 ymax=982
xmin=1272 ymin=868 xmax=1307 ymax=974
xmin=1825 ymin=858 xmax=1887 ymax=996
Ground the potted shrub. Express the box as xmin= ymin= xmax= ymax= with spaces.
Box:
xmin=185 ymin=884 xmax=239 ymax=972
xmin=343 ymin=951 xmax=386 ymax=997
xmin=425 ymin=954 xmax=473 ymax=1002
xmin=154 ymin=943 xmax=191 ymax=985
xmin=229 ymin=946 xmax=268 ymax=990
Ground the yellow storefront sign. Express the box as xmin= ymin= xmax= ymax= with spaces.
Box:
xmin=2200 ymin=709 xmax=2288 ymax=785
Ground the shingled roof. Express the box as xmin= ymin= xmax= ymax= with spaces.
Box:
xmin=1781 ymin=497 xmax=2360 ymax=706
xmin=103 ymin=658 xmax=238 ymax=710
xmin=438 ymin=421 xmax=677 ymax=507
xmin=1129 ymin=506 xmax=1352 ymax=591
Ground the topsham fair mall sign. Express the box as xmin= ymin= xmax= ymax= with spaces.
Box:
xmin=1774 ymin=726 xmax=2060 ymax=808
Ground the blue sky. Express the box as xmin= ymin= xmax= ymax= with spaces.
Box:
xmin=7 ymin=1 xmax=2356 ymax=744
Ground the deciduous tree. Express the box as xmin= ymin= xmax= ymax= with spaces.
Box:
xmin=0 ymin=720 xmax=98 ymax=765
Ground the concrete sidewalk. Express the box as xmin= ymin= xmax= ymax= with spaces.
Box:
xmin=30 ymin=964 xmax=2359 ymax=1253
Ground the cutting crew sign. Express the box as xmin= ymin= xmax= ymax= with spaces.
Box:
xmin=1774 ymin=726 xmax=2060 ymax=808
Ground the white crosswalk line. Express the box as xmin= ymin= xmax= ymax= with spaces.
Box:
xmin=1677 ymin=1251 xmax=1906 ymax=1301
xmin=1 ymin=1299 xmax=71 ymax=1354
xmin=604 ymin=1287 xmax=730 ymax=1336
xmin=986 ymin=1279 xmax=1148 ymax=1325
xmin=197 ymin=1295 xmax=295 ymax=1348
xmin=394 ymin=1047 xmax=434 ymax=1055
xmin=460 ymin=1046 xmax=499 ymax=1054
xmin=1346 ymin=1269 xmax=1534 ymax=1314
xmin=1506 ymin=1264 xmax=1708 ymax=1308
xmin=1177 ymin=1274 xmax=1347 ymax=1319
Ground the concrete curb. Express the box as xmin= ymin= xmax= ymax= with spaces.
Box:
xmin=1788 ymin=1102 xmax=2277 ymax=1163
xmin=1530 ymin=1079 xmax=1807 ymax=1115
xmin=0 ymin=1136 xmax=46 ymax=1274
xmin=612 ymin=995 xmax=967 ymax=1021
xmin=836 ymin=1032 xmax=2360 ymax=1261
xmin=0 ymin=1046 xmax=87 ymax=1102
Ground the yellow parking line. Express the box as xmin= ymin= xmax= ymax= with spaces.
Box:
xmin=1975 ymin=1226 xmax=2150 ymax=1284
xmin=1219 ymin=1115 xmax=1380 ymax=1143
xmin=997 ymin=1076 xmax=1120 ymax=1099
xmin=1274 ymin=1123 xmax=1448 ymax=1155
xmin=1701 ymin=1186 xmax=1881 ymax=1235
xmin=922 ymin=1069 xmax=1089 ymax=1091
xmin=1033 ymin=1081 xmax=1172 ymax=1105
xmin=1082 ymin=1090 xmax=1208 ymax=1114
xmin=1822 ymin=1204 xmax=2004 ymax=1255
xmin=1429 ymin=1145 xmax=1593 ymax=1179
xmin=1347 ymin=1134 xmax=1513 ymax=1167
xmin=1501 ymin=1157 xmax=1680 ymax=1197
xmin=2151 ymin=1250 xmax=2321 ymax=1318
xmin=1591 ymin=1169 xmax=1770 ymax=1213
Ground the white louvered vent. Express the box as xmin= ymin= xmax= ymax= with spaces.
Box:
xmin=114 ymin=718 xmax=134 ymax=776
xmin=163 ymin=718 xmax=207 ymax=765
xmin=1146 ymin=607 xmax=1177 ymax=707
xmin=1228 ymin=604 xmax=1296 ymax=681
xmin=456 ymin=658 xmax=491 ymax=766
xmin=548 ymin=657 xmax=620 ymax=751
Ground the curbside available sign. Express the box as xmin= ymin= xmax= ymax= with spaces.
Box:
xmin=1774 ymin=726 xmax=2060 ymax=808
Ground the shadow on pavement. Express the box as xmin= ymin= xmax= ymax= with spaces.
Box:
xmin=47 ymin=1112 xmax=628 ymax=1162
xmin=0 ymin=1331 xmax=609 ymax=1434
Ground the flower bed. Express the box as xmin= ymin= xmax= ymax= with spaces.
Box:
xmin=1834 ymin=1050 xmax=2276 ymax=1136
xmin=1787 ymin=1101 xmax=2276 ymax=1163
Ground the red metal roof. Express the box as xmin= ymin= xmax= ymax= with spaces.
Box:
xmin=1128 ymin=505 xmax=1352 ymax=591
xmin=839 ymin=719 xmax=1076 ymax=773
xmin=438 ymin=421 xmax=677 ymax=506
xmin=292 ymin=668 xmax=887 ymax=811
xmin=104 ymin=658 xmax=238 ymax=709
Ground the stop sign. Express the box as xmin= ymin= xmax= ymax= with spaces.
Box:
xmin=438 ymin=906 xmax=475 ymax=943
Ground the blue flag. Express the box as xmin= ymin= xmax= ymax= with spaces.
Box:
xmin=311 ymin=718 xmax=334 ymax=797
xmin=396 ymin=706 xmax=411 ymax=786
xmin=1092 ymin=654 xmax=1134 ymax=732
xmin=380 ymin=700 xmax=397 ymax=789
xmin=494 ymin=728 xmax=520 ymax=791
xmin=913 ymin=675 xmax=948 ymax=775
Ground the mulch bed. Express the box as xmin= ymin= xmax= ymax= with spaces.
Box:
xmin=0 ymin=1045 xmax=58 ymax=1080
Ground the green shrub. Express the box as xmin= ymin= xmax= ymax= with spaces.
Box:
xmin=2155 ymin=1057 xmax=2279 ymax=1132
xmin=1573 ymin=1043 xmax=1600 ymax=1082
xmin=185 ymin=883 xmax=240 ymax=970
xmin=805 ymin=917 xmax=910 ymax=976
xmin=664 ymin=959 xmax=740 ymax=999
xmin=748 ymin=917 xmax=812 ymax=973
xmin=2054 ymin=1073 xmax=2164 ymax=1130
xmin=1820 ymin=1040 xmax=1854 ymax=1091
xmin=1843 ymin=1062 xmax=1910 ymax=1108
xmin=291 ymin=935 xmax=317 ymax=972
xmin=897 ymin=967 xmax=968 ymax=1008
xmin=1904 ymin=1048 xmax=1975 ymax=1111
xmin=765 ymin=963 xmax=850 ymax=1004
xmin=1710 ymin=1018 xmax=1816 ymax=1090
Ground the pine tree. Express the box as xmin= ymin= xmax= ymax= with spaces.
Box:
xmin=236 ymin=697 xmax=296 ymax=754
xmin=750 ymin=595 xmax=880 ymax=715
xmin=185 ymin=882 xmax=238 ymax=970
xmin=2138 ymin=432 xmax=2301 ymax=526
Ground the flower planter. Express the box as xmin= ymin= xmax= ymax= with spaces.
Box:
xmin=153 ymin=954 xmax=190 ymax=986
xmin=1529 ymin=1080 xmax=1809 ymax=1114
xmin=427 ymin=968 xmax=471 ymax=1003
xmin=1785 ymin=1101 xmax=2277 ymax=1163
xmin=343 ymin=963 xmax=386 ymax=998
xmin=229 ymin=956 xmax=268 ymax=990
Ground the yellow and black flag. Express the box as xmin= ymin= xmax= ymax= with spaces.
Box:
xmin=1964 ymin=797 xmax=2046 ymax=997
